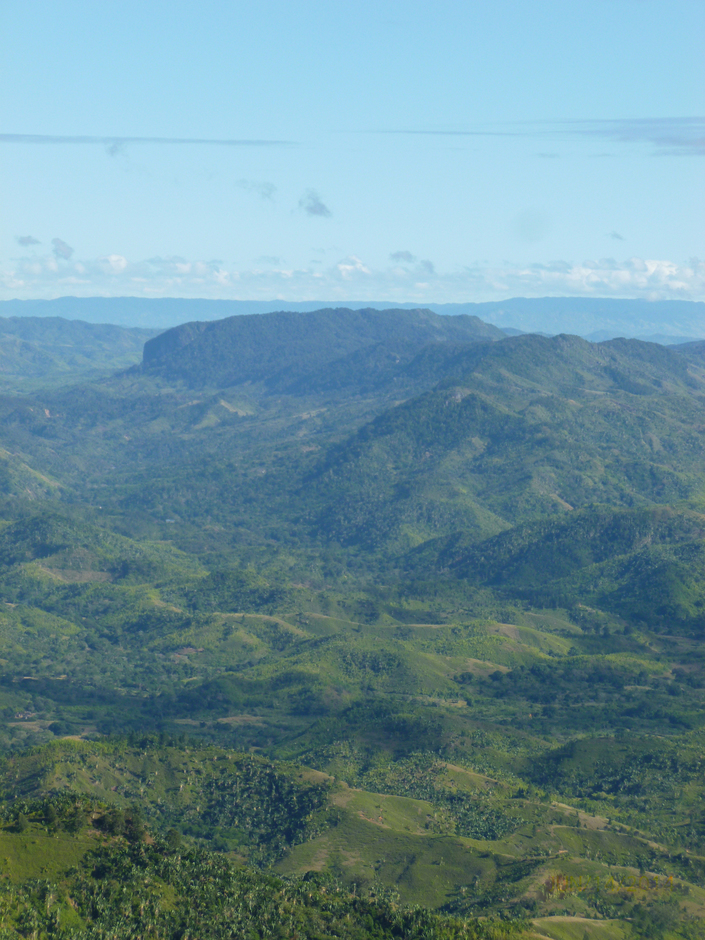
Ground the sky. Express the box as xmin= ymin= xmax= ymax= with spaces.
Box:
xmin=1 ymin=0 xmax=704 ymax=305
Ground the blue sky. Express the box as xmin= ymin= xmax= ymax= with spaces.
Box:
xmin=1 ymin=0 xmax=704 ymax=303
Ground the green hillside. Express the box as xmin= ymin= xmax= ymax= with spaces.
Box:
xmin=0 ymin=316 xmax=158 ymax=391
xmin=0 ymin=808 xmax=501 ymax=938
xmin=304 ymin=335 xmax=705 ymax=553
xmin=406 ymin=506 xmax=705 ymax=633
xmin=1 ymin=738 xmax=704 ymax=935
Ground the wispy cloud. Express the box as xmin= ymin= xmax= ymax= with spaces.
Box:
xmin=299 ymin=190 xmax=331 ymax=217
xmin=375 ymin=117 xmax=705 ymax=156
xmin=0 ymin=134 xmax=294 ymax=151
xmin=609 ymin=231 xmax=625 ymax=241
xmin=51 ymin=238 xmax=73 ymax=260
xmin=561 ymin=117 xmax=705 ymax=156
xmin=390 ymin=250 xmax=416 ymax=263
xmin=4 ymin=249 xmax=703 ymax=304
xmin=16 ymin=235 xmax=40 ymax=246
xmin=236 ymin=179 xmax=277 ymax=199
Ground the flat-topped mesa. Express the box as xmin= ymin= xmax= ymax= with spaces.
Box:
xmin=139 ymin=306 xmax=504 ymax=389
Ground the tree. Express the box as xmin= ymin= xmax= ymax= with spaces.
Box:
xmin=165 ymin=828 xmax=182 ymax=851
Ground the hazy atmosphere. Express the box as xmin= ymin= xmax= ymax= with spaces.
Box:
xmin=2 ymin=0 xmax=704 ymax=304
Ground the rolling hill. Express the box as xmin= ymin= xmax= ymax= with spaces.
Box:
xmin=406 ymin=505 xmax=705 ymax=634
xmin=0 ymin=315 xmax=158 ymax=391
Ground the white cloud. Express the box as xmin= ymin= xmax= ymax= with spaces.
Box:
xmin=2 ymin=250 xmax=703 ymax=303
xmin=335 ymin=256 xmax=371 ymax=279
xmin=99 ymin=254 xmax=128 ymax=274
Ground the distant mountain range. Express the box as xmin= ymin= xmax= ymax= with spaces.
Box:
xmin=2 ymin=294 xmax=704 ymax=338
xmin=2 ymin=298 xmax=703 ymax=393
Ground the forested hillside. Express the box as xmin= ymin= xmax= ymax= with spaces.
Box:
xmin=0 ymin=316 xmax=158 ymax=391
xmin=138 ymin=306 xmax=504 ymax=390
xmin=0 ymin=306 xmax=703 ymax=938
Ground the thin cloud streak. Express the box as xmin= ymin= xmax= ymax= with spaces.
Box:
xmin=0 ymin=134 xmax=294 ymax=147
xmin=559 ymin=117 xmax=705 ymax=156
xmin=372 ymin=117 xmax=705 ymax=155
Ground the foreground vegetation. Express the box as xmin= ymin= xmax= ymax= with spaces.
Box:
xmin=0 ymin=795 xmax=516 ymax=939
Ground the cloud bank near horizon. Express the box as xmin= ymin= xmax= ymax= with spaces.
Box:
xmin=2 ymin=250 xmax=703 ymax=305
